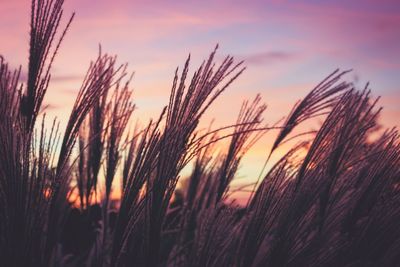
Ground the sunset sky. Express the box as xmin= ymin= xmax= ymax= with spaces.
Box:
xmin=1 ymin=0 xmax=399 ymax=197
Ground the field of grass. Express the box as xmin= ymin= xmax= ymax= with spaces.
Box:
xmin=0 ymin=1 xmax=399 ymax=266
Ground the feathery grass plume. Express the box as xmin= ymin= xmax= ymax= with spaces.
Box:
xmin=252 ymin=89 xmax=398 ymax=267
xmin=269 ymin=69 xmax=351 ymax=154
xmin=144 ymin=48 xmax=244 ymax=267
xmin=45 ymin=51 xmax=129 ymax=265
xmin=167 ymin=96 xmax=268 ymax=267
xmin=90 ymin=72 xmax=135 ymax=266
xmin=111 ymin=116 xmax=164 ymax=266
xmin=0 ymin=0 xmax=73 ymax=265
xmin=2 ymin=0 xmax=400 ymax=266
xmin=109 ymin=48 xmax=245 ymax=266
xmin=165 ymin=132 xmax=218 ymax=266
xmin=23 ymin=0 xmax=74 ymax=132
xmin=0 ymin=56 xmax=22 ymax=120
xmin=0 ymin=61 xmax=62 ymax=264
xmin=84 ymin=82 xmax=109 ymax=208
xmin=0 ymin=57 xmax=27 ymax=265
xmin=184 ymin=132 xmax=218 ymax=210
xmin=214 ymin=94 xmax=267 ymax=204
xmin=236 ymin=143 xmax=307 ymax=267
xmin=250 ymin=69 xmax=353 ymax=209
xmin=74 ymin=64 xmax=115 ymax=211
xmin=104 ymin=77 xmax=135 ymax=210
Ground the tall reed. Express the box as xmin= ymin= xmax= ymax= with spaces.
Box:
xmin=0 ymin=1 xmax=399 ymax=267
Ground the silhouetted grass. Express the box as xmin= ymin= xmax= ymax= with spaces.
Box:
xmin=0 ymin=1 xmax=399 ymax=267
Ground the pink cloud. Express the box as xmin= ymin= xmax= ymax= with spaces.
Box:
xmin=1 ymin=0 xmax=398 ymax=132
